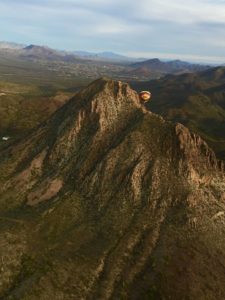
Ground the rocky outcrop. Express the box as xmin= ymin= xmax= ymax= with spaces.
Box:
xmin=0 ymin=78 xmax=224 ymax=299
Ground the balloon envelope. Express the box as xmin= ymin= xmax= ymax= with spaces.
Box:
xmin=139 ymin=91 xmax=151 ymax=102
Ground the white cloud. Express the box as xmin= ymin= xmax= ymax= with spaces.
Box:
xmin=133 ymin=0 xmax=225 ymax=24
xmin=1 ymin=0 xmax=225 ymax=62
xmin=3 ymin=0 xmax=225 ymax=25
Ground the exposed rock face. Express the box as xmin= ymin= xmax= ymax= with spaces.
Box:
xmin=0 ymin=78 xmax=224 ymax=300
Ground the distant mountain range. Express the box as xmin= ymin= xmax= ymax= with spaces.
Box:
xmin=72 ymin=50 xmax=138 ymax=62
xmin=130 ymin=58 xmax=210 ymax=74
xmin=0 ymin=42 xmax=213 ymax=81
xmin=0 ymin=42 xmax=138 ymax=62
xmin=20 ymin=44 xmax=80 ymax=62
xmin=0 ymin=41 xmax=214 ymax=68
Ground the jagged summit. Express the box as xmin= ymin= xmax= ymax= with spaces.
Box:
xmin=0 ymin=78 xmax=224 ymax=299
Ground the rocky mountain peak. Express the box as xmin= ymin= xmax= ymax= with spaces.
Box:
xmin=0 ymin=78 xmax=224 ymax=300
xmin=70 ymin=77 xmax=144 ymax=131
xmin=0 ymin=78 xmax=223 ymax=207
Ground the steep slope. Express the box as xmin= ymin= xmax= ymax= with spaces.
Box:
xmin=0 ymin=78 xmax=224 ymax=300
xmin=131 ymin=67 xmax=225 ymax=160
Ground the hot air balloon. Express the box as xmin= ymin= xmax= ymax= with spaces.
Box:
xmin=139 ymin=91 xmax=151 ymax=103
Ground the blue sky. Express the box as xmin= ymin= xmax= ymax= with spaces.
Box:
xmin=1 ymin=0 xmax=225 ymax=63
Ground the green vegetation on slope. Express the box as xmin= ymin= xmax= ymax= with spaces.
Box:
xmin=131 ymin=67 xmax=225 ymax=160
xmin=0 ymin=78 xmax=224 ymax=299
xmin=0 ymin=54 xmax=92 ymax=140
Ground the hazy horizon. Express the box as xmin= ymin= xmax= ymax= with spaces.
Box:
xmin=1 ymin=0 xmax=225 ymax=64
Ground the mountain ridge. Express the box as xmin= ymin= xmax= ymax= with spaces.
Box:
xmin=131 ymin=58 xmax=210 ymax=74
xmin=0 ymin=78 xmax=224 ymax=300
xmin=131 ymin=66 xmax=225 ymax=160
